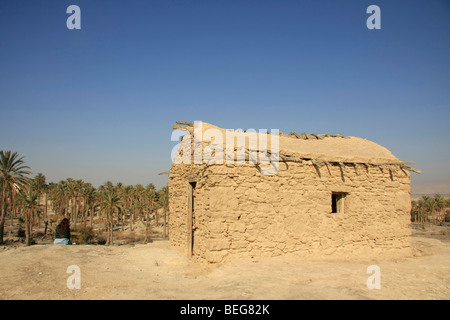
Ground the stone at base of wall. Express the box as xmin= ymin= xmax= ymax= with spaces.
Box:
xmin=170 ymin=239 xmax=413 ymax=264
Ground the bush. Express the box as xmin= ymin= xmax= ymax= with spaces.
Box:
xmin=95 ymin=230 xmax=107 ymax=245
xmin=16 ymin=228 xmax=25 ymax=238
xmin=16 ymin=218 xmax=25 ymax=238
xmin=72 ymin=225 xmax=95 ymax=244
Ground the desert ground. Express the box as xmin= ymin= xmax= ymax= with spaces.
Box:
xmin=0 ymin=224 xmax=448 ymax=300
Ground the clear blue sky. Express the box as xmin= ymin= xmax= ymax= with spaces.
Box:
xmin=0 ymin=0 xmax=449 ymax=193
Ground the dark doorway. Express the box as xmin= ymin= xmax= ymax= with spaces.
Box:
xmin=187 ymin=181 xmax=196 ymax=256
xmin=331 ymin=192 xmax=346 ymax=214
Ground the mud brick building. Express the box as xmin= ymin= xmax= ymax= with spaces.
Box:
xmin=168 ymin=121 xmax=419 ymax=263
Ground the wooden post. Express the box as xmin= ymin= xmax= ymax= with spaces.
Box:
xmin=187 ymin=183 xmax=193 ymax=257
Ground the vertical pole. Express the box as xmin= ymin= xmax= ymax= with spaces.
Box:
xmin=187 ymin=183 xmax=193 ymax=257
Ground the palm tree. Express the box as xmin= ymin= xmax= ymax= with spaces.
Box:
xmin=142 ymin=219 xmax=152 ymax=244
xmin=49 ymin=180 xmax=69 ymax=217
xmin=0 ymin=151 xmax=32 ymax=244
xmin=411 ymin=200 xmax=418 ymax=223
xmin=146 ymin=183 xmax=156 ymax=219
xmin=80 ymin=183 xmax=96 ymax=227
xmin=17 ymin=189 xmax=40 ymax=246
xmin=413 ymin=195 xmax=447 ymax=226
xmin=122 ymin=185 xmax=134 ymax=230
xmin=135 ymin=201 xmax=146 ymax=223
xmin=114 ymin=183 xmax=127 ymax=231
xmin=99 ymin=190 xmax=122 ymax=246
xmin=98 ymin=181 xmax=114 ymax=193
xmin=158 ymin=186 xmax=169 ymax=239
xmin=432 ymin=194 xmax=445 ymax=224
xmin=31 ymin=173 xmax=47 ymax=193
xmin=421 ymin=196 xmax=434 ymax=224
xmin=72 ymin=179 xmax=84 ymax=228
xmin=65 ymin=178 xmax=83 ymax=225
xmin=30 ymin=173 xmax=47 ymax=227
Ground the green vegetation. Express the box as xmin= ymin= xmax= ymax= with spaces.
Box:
xmin=0 ymin=151 xmax=32 ymax=244
xmin=411 ymin=195 xmax=450 ymax=226
xmin=0 ymin=149 xmax=169 ymax=246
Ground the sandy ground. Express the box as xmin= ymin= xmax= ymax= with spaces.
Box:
xmin=0 ymin=225 xmax=448 ymax=300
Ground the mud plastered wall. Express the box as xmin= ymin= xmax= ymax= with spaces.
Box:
xmin=168 ymin=162 xmax=412 ymax=263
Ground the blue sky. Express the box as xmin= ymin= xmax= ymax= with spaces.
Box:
xmin=0 ymin=0 xmax=449 ymax=193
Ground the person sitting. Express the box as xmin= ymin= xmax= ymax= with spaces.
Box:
xmin=54 ymin=218 xmax=72 ymax=245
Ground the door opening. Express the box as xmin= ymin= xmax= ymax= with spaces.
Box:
xmin=331 ymin=192 xmax=347 ymax=214
xmin=187 ymin=181 xmax=196 ymax=256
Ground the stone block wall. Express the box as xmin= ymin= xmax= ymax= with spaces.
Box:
xmin=168 ymin=161 xmax=412 ymax=263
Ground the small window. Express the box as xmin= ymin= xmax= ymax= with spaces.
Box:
xmin=331 ymin=192 xmax=347 ymax=214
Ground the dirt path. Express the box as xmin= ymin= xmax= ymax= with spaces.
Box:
xmin=0 ymin=230 xmax=448 ymax=300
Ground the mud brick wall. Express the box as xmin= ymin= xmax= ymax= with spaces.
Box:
xmin=168 ymin=161 xmax=412 ymax=263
